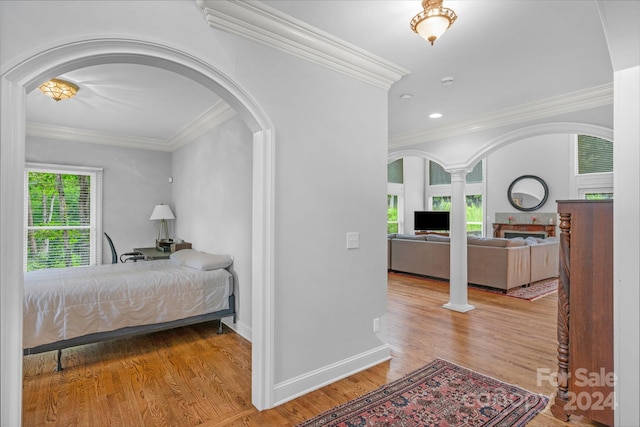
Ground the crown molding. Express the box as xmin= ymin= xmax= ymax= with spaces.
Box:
xmin=389 ymin=83 xmax=614 ymax=148
xmin=166 ymin=100 xmax=237 ymax=151
xmin=196 ymin=0 xmax=409 ymax=90
xmin=25 ymin=122 xmax=170 ymax=151
xmin=26 ymin=100 xmax=237 ymax=152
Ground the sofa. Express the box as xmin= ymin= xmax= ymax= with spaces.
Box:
xmin=387 ymin=234 xmax=559 ymax=291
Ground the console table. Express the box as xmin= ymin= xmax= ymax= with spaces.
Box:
xmin=493 ymin=223 xmax=556 ymax=238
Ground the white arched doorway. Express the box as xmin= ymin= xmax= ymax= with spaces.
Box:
xmin=387 ymin=121 xmax=613 ymax=310
xmin=1 ymin=38 xmax=276 ymax=425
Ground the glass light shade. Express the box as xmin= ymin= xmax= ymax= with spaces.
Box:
xmin=410 ymin=0 xmax=457 ymax=46
xmin=38 ymin=78 xmax=79 ymax=102
xmin=149 ymin=204 xmax=175 ymax=220
xmin=416 ymin=15 xmax=451 ymax=45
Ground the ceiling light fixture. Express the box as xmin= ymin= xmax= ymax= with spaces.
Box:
xmin=429 ymin=113 xmax=443 ymax=119
xmin=410 ymin=0 xmax=457 ymax=46
xmin=38 ymin=78 xmax=79 ymax=102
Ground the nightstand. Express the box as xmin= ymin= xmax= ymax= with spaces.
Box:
xmin=133 ymin=247 xmax=171 ymax=260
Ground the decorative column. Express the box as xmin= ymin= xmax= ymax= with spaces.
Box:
xmin=443 ymin=168 xmax=474 ymax=312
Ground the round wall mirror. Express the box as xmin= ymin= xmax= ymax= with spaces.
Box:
xmin=507 ymin=175 xmax=549 ymax=211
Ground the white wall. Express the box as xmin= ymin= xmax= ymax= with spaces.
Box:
xmin=485 ymin=134 xmax=572 ymax=231
xmin=25 ymin=137 xmax=172 ymax=264
xmin=171 ymin=115 xmax=253 ymax=338
xmin=226 ymin=39 xmax=390 ymax=388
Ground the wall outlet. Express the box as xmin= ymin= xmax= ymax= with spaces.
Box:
xmin=373 ymin=317 xmax=380 ymax=332
xmin=346 ymin=232 xmax=359 ymax=249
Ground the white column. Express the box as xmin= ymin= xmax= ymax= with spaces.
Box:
xmin=443 ymin=168 xmax=475 ymax=312
xmin=612 ymin=66 xmax=640 ymax=427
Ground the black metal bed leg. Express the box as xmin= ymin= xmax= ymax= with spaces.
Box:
xmin=55 ymin=349 xmax=63 ymax=371
xmin=217 ymin=320 xmax=224 ymax=334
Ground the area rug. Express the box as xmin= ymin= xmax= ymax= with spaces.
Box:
xmin=297 ymin=358 xmax=549 ymax=427
xmin=471 ymin=278 xmax=558 ymax=301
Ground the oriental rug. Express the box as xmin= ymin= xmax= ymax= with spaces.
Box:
xmin=471 ymin=278 xmax=558 ymax=301
xmin=297 ymin=359 xmax=549 ymax=427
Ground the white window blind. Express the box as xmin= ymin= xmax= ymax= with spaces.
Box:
xmin=578 ymin=135 xmax=613 ymax=174
xmin=24 ymin=163 xmax=103 ymax=271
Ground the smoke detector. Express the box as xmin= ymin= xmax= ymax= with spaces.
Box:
xmin=441 ymin=76 xmax=455 ymax=85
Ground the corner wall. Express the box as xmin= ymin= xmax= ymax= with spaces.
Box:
xmin=171 ymin=116 xmax=253 ymax=339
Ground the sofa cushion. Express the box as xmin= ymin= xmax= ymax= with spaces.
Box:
xmin=468 ymin=237 xmax=525 ymax=247
xmin=525 ymin=237 xmax=539 ymax=245
xmin=426 ymin=234 xmax=450 ymax=242
xmin=394 ymin=234 xmax=428 ymax=241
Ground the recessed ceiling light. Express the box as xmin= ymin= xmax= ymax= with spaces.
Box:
xmin=429 ymin=113 xmax=443 ymax=119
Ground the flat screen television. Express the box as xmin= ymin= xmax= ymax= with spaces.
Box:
xmin=414 ymin=211 xmax=450 ymax=231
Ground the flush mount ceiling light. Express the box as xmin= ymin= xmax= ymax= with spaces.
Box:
xmin=410 ymin=0 xmax=457 ymax=46
xmin=38 ymin=78 xmax=79 ymax=102
xmin=429 ymin=113 xmax=443 ymax=119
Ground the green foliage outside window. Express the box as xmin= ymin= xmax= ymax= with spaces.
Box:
xmin=432 ymin=195 xmax=483 ymax=236
xmin=387 ymin=194 xmax=399 ymax=234
xmin=27 ymin=172 xmax=91 ymax=271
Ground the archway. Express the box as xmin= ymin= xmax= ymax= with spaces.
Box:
xmin=1 ymin=38 xmax=276 ymax=425
xmin=387 ymin=121 xmax=613 ymax=247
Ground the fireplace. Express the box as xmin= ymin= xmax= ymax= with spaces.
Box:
xmin=493 ymin=223 xmax=556 ymax=239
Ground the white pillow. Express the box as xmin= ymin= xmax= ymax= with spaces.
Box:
xmin=179 ymin=251 xmax=233 ymax=271
xmin=169 ymin=248 xmax=195 ymax=264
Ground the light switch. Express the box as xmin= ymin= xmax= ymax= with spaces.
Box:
xmin=346 ymin=232 xmax=359 ymax=249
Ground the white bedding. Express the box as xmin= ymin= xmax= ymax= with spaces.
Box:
xmin=23 ymin=259 xmax=233 ymax=349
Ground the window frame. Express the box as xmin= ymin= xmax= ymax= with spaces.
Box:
xmin=24 ymin=162 xmax=103 ymax=271
xmin=388 ymin=183 xmax=404 ymax=234
xmin=426 ymin=160 xmax=486 ymax=236
xmin=570 ymin=135 xmax=613 ymax=199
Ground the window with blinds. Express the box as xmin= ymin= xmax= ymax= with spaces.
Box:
xmin=578 ymin=135 xmax=613 ymax=174
xmin=387 ymin=159 xmax=403 ymax=184
xmin=24 ymin=164 xmax=102 ymax=271
xmin=429 ymin=161 xmax=483 ymax=185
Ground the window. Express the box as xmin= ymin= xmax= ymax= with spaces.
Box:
xmin=24 ymin=163 xmax=103 ymax=271
xmin=428 ymin=161 xmax=484 ymax=236
xmin=430 ymin=195 xmax=483 ymax=236
xmin=387 ymin=195 xmax=399 ymax=233
xmin=388 ymin=159 xmax=404 ymax=233
xmin=573 ymin=135 xmax=613 ymax=199
xmin=429 ymin=161 xmax=483 ymax=185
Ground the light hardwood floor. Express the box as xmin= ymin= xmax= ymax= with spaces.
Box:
xmin=23 ymin=272 xmax=601 ymax=426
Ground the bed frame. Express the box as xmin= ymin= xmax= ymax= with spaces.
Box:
xmin=23 ymin=294 xmax=236 ymax=371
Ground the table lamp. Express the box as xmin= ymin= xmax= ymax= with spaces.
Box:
xmin=149 ymin=204 xmax=175 ymax=242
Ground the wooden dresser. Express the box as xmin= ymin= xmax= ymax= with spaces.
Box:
xmin=551 ymin=200 xmax=613 ymax=426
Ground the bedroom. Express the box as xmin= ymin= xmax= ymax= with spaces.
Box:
xmin=1 ymin=1 xmax=638 ymax=426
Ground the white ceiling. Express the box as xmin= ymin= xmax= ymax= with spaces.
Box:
xmin=25 ymin=1 xmax=614 ymax=150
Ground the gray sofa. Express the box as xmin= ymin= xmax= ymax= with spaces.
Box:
xmin=388 ymin=234 xmax=559 ymax=291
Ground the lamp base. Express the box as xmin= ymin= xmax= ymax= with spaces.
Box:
xmin=156 ymin=239 xmax=174 ymax=252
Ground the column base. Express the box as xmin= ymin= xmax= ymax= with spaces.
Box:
xmin=442 ymin=302 xmax=475 ymax=312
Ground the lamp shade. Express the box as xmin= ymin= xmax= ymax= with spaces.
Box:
xmin=410 ymin=0 xmax=457 ymax=46
xmin=415 ymin=15 xmax=451 ymax=44
xmin=149 ymin=204 xmax=175 ymax=220
xmin=38 ymin=78 xmax=79 ymax=102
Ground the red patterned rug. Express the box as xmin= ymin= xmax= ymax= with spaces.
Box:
xmin=297 ymin=359 xmax=549 ymax=427
xmin=471 ymin=278 xmax=558 ymax=301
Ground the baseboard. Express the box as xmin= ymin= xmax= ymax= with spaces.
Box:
xmin=273 ymin=344 xmax=391 ymax=407
xmin=222 ymin=318 xmax=252 ymax=342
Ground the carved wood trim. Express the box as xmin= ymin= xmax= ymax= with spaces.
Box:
xmin=551 ymin=212 xmax=571 ymax=420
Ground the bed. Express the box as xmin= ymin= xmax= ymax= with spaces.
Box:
xmin=23 ymin=249 xmax=236 ymax=370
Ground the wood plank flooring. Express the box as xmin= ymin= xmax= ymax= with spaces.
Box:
xmin=23 ymin=272 xmax=601 ymax=426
